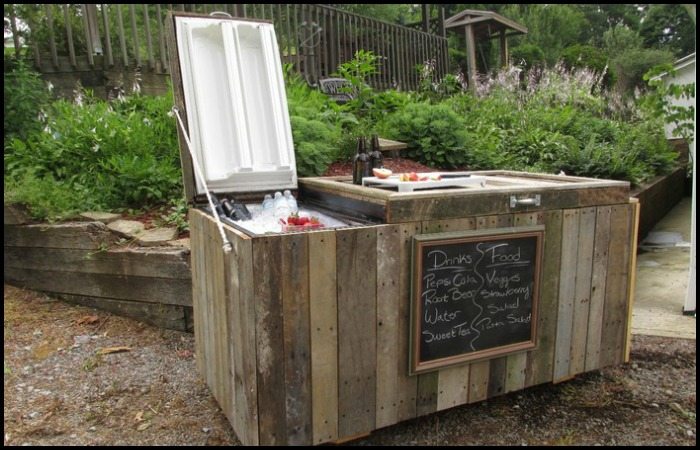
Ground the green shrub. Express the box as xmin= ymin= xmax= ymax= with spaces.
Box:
xmin=4 ymin=91 xmax=182 ymax=219
xmin=380 ymin=102 xmax=469 ymax=168
xmin=290 ymin=115 xmax=340 ymax=176
xmin=4 ymin=58 xmax=51 ymax=141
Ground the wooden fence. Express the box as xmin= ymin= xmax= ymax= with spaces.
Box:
xmin=6 ymin=4 xmax=449 ymax=92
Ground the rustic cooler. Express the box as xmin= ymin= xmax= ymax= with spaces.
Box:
xmin=167 ymin=13 xmax=639 ymax=446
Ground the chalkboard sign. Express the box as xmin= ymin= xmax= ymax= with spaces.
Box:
xmin=410 ymin=226 xmax=544 ymax=375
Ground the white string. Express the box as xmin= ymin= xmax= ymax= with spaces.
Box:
xmin=172 ymin=106 xmax=232 ymax=253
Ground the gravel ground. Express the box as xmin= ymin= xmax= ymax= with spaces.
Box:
xmin=3 ymin=284 xmax=696 ymax=446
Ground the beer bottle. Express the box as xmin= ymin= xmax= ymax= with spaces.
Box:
xmin=352 ymin=136 xmax=370 ymax=185
xmin=369 ymin=134 xmax=384 ymax=170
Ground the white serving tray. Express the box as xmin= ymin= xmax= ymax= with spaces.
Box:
xmin=362 ymin=173 xmax=487 ymax=192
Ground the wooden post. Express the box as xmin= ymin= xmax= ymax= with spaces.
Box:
xmin=464 ymin=24 xmax=477 ymax=92
xmin=64 ymin=5 xmax=77 ymax=67
xmin=421 ymin=4 xmax=430 ymax=33
xmin=84 ymin=4 xmax=103 ymax=55
xmin=439 ymin=6 xmax=446 ymax=38
xmin=500 ymin=29 xmax=508 ymax=67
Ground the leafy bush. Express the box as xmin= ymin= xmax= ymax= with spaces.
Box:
xmin=4 ymin=90 xmax=182 ymax=219
xmin=380 ymin=102 xmax=469 ymax=168
xmin=4 ymin=58 xmax=51 ymax=141
xmin=290 ymin=116 xmax=341 ymax=176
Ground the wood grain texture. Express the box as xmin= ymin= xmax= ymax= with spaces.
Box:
xmin=281 ymin=233 xmax=312 ymax=445
xmin=309 ymin=231 xmax=339 ymax=444
xmin=397 ymin=222 xmax=421 ymax=421
xmin=4 ymin=222 xmax=117 ymax=249
xmin=3 ymin=268 xmax=191 ymax=307
xmin=4 ymin=246 xmax=191 ymax=280
xmin=56 ymin=293 xmax=189 ymax=331
xmin=189 ymin=212 xmax=205 ymax=376
xmin=600 ymin=205 xmax=633 ymax=368
xmin=375 ymin=225 xmax=402 ymax=428
xmin=624 ymin=201 xmax=640 ymax=362
xmin=227 ymin=229 xmax=258 ymax=445
xmin=337 ymin=228 xmax=377 ymax=439
xmin=553 ymin=209 xmax=580 ymax=382
xmin=253 ymin=236 xmax=287 ymax=445
xmin=569 ymin=207 xmax=596 ymax=376
xmin=468 ymin=361 xmax=490 ymax=403
xmin=585 ymin=207 xmax=611 ymax=371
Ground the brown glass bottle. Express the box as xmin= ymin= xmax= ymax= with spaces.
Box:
xmin=352 ymin=136 xmax=370 ymax=185
xmin=369 ymin=134 xmax=384 ymax=170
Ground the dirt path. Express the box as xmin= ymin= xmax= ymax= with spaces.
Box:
xmin=3 ymin=284 xmax=696 ymax=446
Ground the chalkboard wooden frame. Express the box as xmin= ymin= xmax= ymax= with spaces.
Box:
xmin=410 ymin=226 xmax=544 ymax=375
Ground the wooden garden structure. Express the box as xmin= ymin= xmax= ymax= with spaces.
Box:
xmin=444 ymin=9 xmax=528 ymax=91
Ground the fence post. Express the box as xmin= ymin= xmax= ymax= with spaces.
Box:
xmin=85 ymin=4 xmax=103 ymax=56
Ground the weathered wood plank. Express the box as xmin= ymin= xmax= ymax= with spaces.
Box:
xmin=229 ymin=230 xmax=258 ymax=445
xmin=4 ymin=267 xmax=191 ymax=307
xmin=337 ymin=227 xmax=377 ymax=439
xmin=4 ymin=246 xmax=191 ymax=279
xmin=375 ymin=225 xmax=401 ymax=428
xmin=624 ymin=201 xmax=640 ymax=362
xmin=468 ymin=361 xmax=489 ymax=403
xmin=56 ymin=293 xmax=188 ymax=331
xmin=600 ymin=205 xmax=633 ymax=368
xmin=309 ymin=231 xmax=339 ymax=444
xmin=199 ymin=213 xmax=215 ymax=396
xmin=387 ymin=187 xmax=628 ymax=223
xmin=487 ymin=357 xmax=507 ymax=398
xmin=438 ymin=364 xmax=470 ymax=410
xmin=397 ymin=222 xmax=420 ymax=421
xmin=282 ymin=233 xmax=312 ymax=445
xmin=553 ymin=209 xmax=580 ymax=382
xmin=253 ymin=235 xmax=287 ymax=445
xmin=209 ymin=216 xmax=227 ymax=419
xmin=189 ymin=211 xmax=206 ymax=375
xmin=585 ymin=207 xmax=611 ymax=371
xmin=4 ymin=222 xmax=118 ymax=250
xmin=416 ymin=372 xmax=439 ymax=416
xmin=569 ymin=207 xmax=596 ymax=376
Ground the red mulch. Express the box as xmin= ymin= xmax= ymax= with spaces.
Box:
xmin=323 ymin=157 xmax=439 ymax=177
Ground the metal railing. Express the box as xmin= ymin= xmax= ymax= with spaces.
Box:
xmin=6 ymin=4 xmax=449 ymax=91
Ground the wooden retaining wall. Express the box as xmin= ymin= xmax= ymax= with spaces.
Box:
xmin=190 ymin=197 xmax=639 ymax=445
xmin=3 ymin=221 xmax=192 ymax=331
xmin=632 ymin=166 xmax=687 ymax=242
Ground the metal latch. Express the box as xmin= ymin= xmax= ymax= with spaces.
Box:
xmin=510 ymin=194 xmax=541 ymax=208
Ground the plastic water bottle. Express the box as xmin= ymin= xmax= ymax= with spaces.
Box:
xmin=273 ymin=191 xmax=290 ymax=220
xmin=261 ymin=194 xmax=274 ymax=218
xmin=284 ymin=190 xmax=298 ymax=214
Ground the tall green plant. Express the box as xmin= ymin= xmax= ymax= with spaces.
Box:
xmin=4 ymin=90 xmax=182 ymax=219
xmin=3 ymin=57 xmax=51 ymax=141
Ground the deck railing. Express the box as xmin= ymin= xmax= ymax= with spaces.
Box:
xmin=6 ymin=4 xmax=449 ymax=91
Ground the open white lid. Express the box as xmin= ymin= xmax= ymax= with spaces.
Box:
xmin=174 ymin=16 xmax=297 ymax=195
